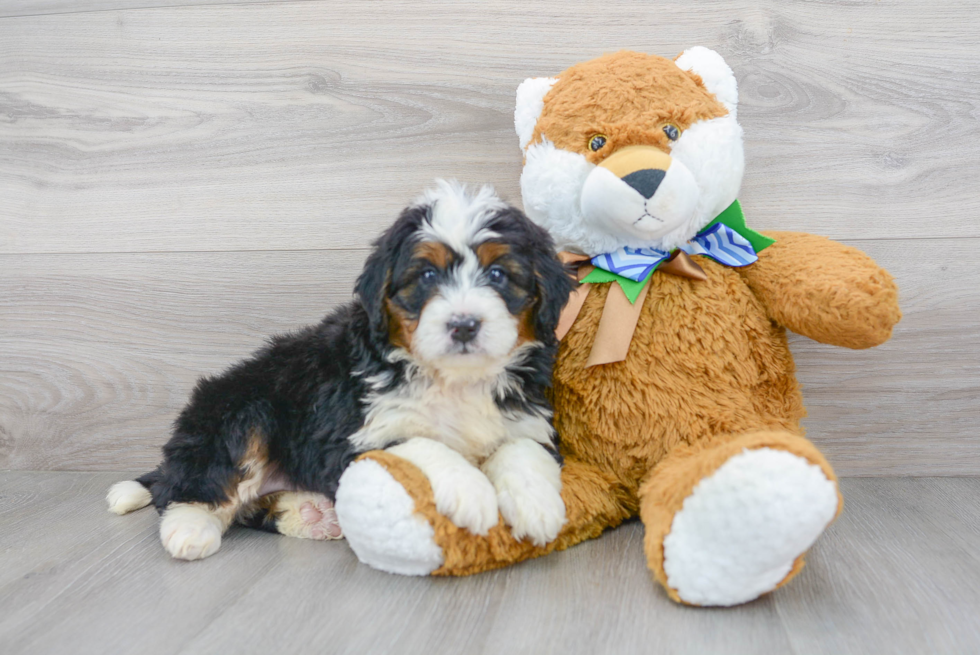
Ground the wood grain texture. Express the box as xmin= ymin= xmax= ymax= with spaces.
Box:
xmin=0 ymin=0 xmax=293 ymax=20
xmin=1 ymin=0 xmax=979 ymax=254
xmin=1 ymin=238 xmax=977 ymax=475
xmin=1 ymin=473 xmax=978 ymax=654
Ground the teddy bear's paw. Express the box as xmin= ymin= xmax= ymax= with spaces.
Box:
xmin=662 ymin=447 xmax=838 ymax=606
xmin=271 ymin=492 xmax=343 ymax=540
xmin=335 ymin=458 xmax=444 ymax=575
xmin=159 ymin=503 xmax=224 ymax=561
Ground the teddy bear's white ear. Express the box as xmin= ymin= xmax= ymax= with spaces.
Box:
xmin=674 ymin=47 xmax=738 ymax=116
xmin=515 ymin=77 xmax=558 ymax=151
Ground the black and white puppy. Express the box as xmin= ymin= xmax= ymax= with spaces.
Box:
xmin=106 ymin=180 xmax=574 ymax=560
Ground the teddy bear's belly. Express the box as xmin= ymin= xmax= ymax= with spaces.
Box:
xmin=552 ymin=262 xmax=805 ymax=495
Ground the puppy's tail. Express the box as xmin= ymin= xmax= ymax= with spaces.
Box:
xmin=106 ymin=468 xmax=160 ymax=515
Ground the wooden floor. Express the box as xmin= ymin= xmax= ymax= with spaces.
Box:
xmin=0 ymin=472 xmax=977 ymax=655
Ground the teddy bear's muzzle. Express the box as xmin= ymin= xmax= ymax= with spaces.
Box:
xmin=580 ymin=145 xmax=699 ymax=244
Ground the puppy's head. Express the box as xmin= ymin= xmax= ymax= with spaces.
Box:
xmin=356 ymin=180 xmax=572 ymax=380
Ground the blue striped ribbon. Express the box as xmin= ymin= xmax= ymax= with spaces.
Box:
xmin=590 ymin=222 xmax=759 ymax=282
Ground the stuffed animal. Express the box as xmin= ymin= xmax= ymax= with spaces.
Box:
xmin=334 ymin=48 xmax=902 ymax=606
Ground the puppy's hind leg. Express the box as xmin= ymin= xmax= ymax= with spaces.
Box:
xmin=159 ymin=435 xmax=270 ymax=561
xmin=239 ymin=492 xmax=343 ymax=541
xmin=106 ymin=467 xmax=161 ymax=515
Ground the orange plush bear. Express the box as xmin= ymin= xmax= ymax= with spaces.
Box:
xmin=335 ymin=48 xmax=901 ymax=606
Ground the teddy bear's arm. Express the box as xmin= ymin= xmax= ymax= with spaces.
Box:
xmin=737 ymin=231 xmax=901 ymax=349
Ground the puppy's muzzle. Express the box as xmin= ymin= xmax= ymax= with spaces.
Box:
xmin=448 ymin=316 xmax=482 ymax=344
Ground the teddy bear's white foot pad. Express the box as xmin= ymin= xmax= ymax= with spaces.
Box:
xmin=335 ymin=459 xmax=444 ymax=576
xmin=662 ymin=447 xmax=838 ymax=606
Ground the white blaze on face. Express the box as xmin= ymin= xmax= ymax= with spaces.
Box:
xmin=412 ymin=257 xmax=519 ymax=375
xmin=408 ymin=180 xmax=524 ymax=380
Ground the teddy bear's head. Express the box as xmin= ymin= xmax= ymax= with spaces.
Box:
xmin=515 ymin=48 xmax=744 ymax=255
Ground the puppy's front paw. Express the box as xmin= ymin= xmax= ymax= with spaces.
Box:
xmin=495 ymin=473 xmax=566 ymax=547
xmin=159 ymin=504 xmax=224 ymax=561
xmin=429 ymin=466 xmax=499 ymax=536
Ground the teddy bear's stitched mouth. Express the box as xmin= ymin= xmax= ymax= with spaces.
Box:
xmin=635 ymin=212 xmax=664 ymax=225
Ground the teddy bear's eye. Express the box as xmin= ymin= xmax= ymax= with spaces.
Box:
xmin=588 ymin=134 xmax=607 ymax=152
xmin=663 ymin=124 xmax=680 ymax=141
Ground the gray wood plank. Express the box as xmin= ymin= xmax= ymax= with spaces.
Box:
xmin=0 ymin=0 xmax=294 ymax=20
xmin=774 ymin=478 xmax=980 ymax=655
xmin=1 ymin=473 xmax=978 ymax=655
xmin=1 ymin=237 xmax=977 ymax=475
xmin=0 ymin=471 xmax=288 ymax=655
xmin=2 ymin=0 xmax=978 ymax=254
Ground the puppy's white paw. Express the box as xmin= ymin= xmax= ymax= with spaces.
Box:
xmin=430 ymin=465 xmax=499 ymax=536
xmin=273 ymin=492 xmax=343 ymax=540
xmin=385 ymin=438 xmax=500 ymax=537
xmin=159 ymin=504 xmax=224 ymax=561
xmin=483 ymin=439 xmax=565 ymax=547
xmin=106 ymin=480 xmax=152 ymax=515
xmin=495 ymin=473 xmax=566 ymax=547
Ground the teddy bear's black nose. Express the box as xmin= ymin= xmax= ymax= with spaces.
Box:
xmin=622 ymin=169 xmax=666 ymax=199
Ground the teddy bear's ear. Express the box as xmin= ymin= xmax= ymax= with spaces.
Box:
xmin=674 ymin=47 xmax=738 ymax=116
xmin=515 ymin=77 xmax=558 ymax=151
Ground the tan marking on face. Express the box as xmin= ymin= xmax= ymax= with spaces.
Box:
xmin=530 ymin=51 xmax=728 ymax=164
xmin=476 ymin=241 xmax=511 ymax=267
xmin=414 ymin=241 xmax=452 ymax=268
xmin=517 ymin=304 xmax=537 ymax=345
xmin=386 ymin=297 xmax=419 ymax=350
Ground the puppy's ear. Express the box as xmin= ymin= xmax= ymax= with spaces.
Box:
xmin=355 ymin=205 xmax=426 ymax=345
xmin=526 ymin=224 xmax=575 ymax=344
xmin=354 ymin=239 xmax=391 ymax=343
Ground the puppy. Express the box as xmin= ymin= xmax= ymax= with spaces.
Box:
xmin=106 ymin=180 xmax=574 ymax=560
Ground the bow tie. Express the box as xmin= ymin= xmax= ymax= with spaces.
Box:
xmin=577 ymin=200 xmax=774 ymax=303
xmin=558 ymin=200 xmax=775 ymax=366
xmin=592 ymin=221 xmax=760 ymax=283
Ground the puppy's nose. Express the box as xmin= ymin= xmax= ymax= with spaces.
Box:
xmin=448 ymin=316 xmax=481 ymax=344
xmin=622 ymin=169 xmax=666 ymax=199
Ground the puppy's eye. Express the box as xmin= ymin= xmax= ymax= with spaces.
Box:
xmin=662 ymin=124 xmax=680 ymax=141
xmin=588 ymin=134 xmax=607 ymax=152
xmin=419 ymin=269 xmax=438 ymax=283
xmin=487 ymin=267 xmax=507 ymax=285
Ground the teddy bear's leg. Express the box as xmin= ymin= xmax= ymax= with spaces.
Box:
xmin=335 ymin=449 xmax=632 ymax=576
xmin=639 ymin=430 xmax=842 ymax=607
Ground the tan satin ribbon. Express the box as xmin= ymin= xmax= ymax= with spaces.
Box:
xmin=556 ymin=250 xmax=706 ymax=367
